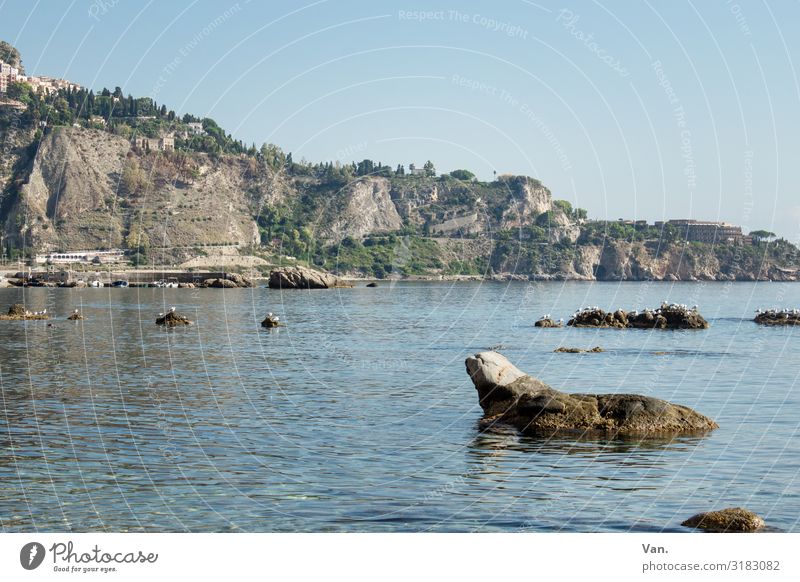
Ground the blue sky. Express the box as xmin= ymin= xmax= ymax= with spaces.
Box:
xmin=2 ymin=0 xmax=799 ymax=238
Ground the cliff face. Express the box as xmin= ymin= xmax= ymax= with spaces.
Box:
xmin=557 ymin=241 xmax=799 ymax=282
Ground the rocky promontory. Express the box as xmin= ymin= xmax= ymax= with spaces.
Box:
xmin=568 ymin=304 xmax=709 ymax=329
xmin=465 ymin=351 xmax=718 ymax=436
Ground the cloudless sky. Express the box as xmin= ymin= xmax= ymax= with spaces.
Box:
xmin=1 ymin=0 xmax=799 ymax=238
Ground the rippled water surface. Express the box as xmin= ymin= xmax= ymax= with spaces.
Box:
xmin=0 ymin=281 xmax=798 ymax=532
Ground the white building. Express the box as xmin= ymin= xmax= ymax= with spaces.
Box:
xmin=0 ymin=61 xmax=19 ymax=93
xmin=35 ymin=249 xmax=127 ymax=265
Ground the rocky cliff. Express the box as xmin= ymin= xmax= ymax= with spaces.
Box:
xmin=0 ymin=106 xmax=797 ymax=281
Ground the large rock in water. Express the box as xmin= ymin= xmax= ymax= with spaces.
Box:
xmin=465 ymin=352 xmax=718 ymax=435
xmin=268 ymin=266 xmax=339 ymax=289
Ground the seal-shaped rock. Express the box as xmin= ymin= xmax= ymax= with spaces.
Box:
xmin=681 ymin=508 xmax=765 ymax=532
xmin=465 ymin=351 xmax=718 ymax=436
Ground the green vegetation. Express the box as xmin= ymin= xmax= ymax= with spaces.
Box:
xmin=0 ymin=40 xmax=23 ymax=71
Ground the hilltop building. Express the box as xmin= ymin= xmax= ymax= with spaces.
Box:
xmin=0 ymin=61 xmax=19 ymax=93
xmin=132 ymin=133 xmax=175 ymax=152
xmin=655 ymin=219 xmax=751 ymax=245
xmin=1 ymin=59 xmax=82 ymax=95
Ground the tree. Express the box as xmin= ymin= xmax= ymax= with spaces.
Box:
xmin=396 ymin=164 xmax=405 ymax=175
xmin=449 ymin=169 xmax=475 ymax=181
xmin=0 ymin=40 xmax=23 ymax=72
xmin=750 ymin=230 xmax=776 ymax=243
xmin=423 ymin=160 xmax=436 ymax=177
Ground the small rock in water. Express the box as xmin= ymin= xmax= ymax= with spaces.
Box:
xmin=534 ymin=317 xmax=563 ymax=328
xmin=366 ymin=282 xmax=378 ymax=288
xmin=67 ymin=309 xmax=84 ymax=320
xmin=156 ymin=310 xmax=192 ymax=326
xmin=681 ymin=508 xmax=765 ymax=532
xmin=554 ymin=346 xmax=604 ymax=353
xmin=261 ymin=314 xmax=282 ymax=328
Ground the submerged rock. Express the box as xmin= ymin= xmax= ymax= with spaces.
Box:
xmin=568 ymin=304 xmax=708 ymax=329
xmin=554 ymin=346 xmax=604 ymax=353
xmin=465 ymin=351 xmax=718 ymax=436
xmin=156 ymin=311 xmax=192 ymax=326
xmin=754 ymin=309 xmax=800 ymax=326
xmin=681 ymin=508 xmax=765 ymax=532
xmin=366 ymin=282 xmax=378 ymax=288
xmin=268 ymin=266 xmax=341 ymax=290
xmin=534 ymin=317 xmax=563 ymax=328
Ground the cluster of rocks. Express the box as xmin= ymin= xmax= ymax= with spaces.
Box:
xmin=465 ymin=351 xmax=718 ymax=436
xmin=268 ymin=266 xmax=344 ymax=289
xmin=567 ymin=303 xmax=709 ymax=330
xmin=0 ymin=304 xmax=50 ymax=320
xmin=534 ymin=316 xmax=563 ymax=328
xmin=67 ymin=309 xmax=84 ymax=320
xmin=754 ymin=308 xmax=800 ymax=326
xmin=156 ymin=309 xmax=192 ymax=326
xmin=554 ymin=346 xmax=604 ymax=353
xmin=681 ymin=508 xmax=765 ymax=532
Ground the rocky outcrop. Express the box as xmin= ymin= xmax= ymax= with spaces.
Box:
xmin=554 ymin=346 xmax=603 ymax=353
xmin=318 ymin=177 xmax=404 ymax=243
xmin=568 ymin=304 xmax=709 ymax=330
xmin=67 ymin=310 xmax=84 ymax=320
xmin=754 ymin=309 xmax=800 ymax=325
xmin=681 ymin=508 xmax=765 ymax=532
xmin=534 ymin=317 xmax=563 ymax=328
xmin=465 ymin=351 xmax=718 ymax=435
xmin=268 ymin=266 xmax=340 ymax=289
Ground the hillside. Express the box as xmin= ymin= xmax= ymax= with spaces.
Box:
xmin=0 ymin=90 xmax=798 ymax=281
